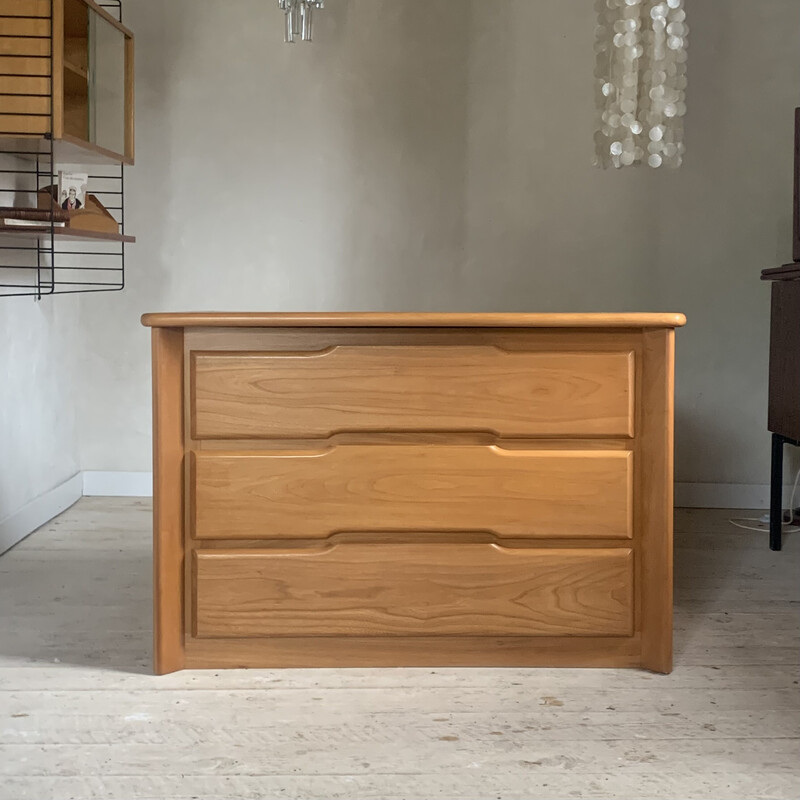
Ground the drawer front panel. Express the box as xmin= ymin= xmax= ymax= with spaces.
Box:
xmin=192 ymin=447 xmax=633 ymax=540
xmin=194 ymin=545 xmax=635 ymax=638
xmin=191 ymin=346 xmax=635 ymax=439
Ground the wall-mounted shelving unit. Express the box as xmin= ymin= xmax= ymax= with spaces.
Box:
xmin=0 ymin=0 xmax=134 ymax=298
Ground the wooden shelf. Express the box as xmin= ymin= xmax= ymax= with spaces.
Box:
xmin=0 ymin=0 xmax=133 ymax=299
xmin=63 ymin=59 xmax=88 ymax=79
xmin=762 ymin=263 xmax=800 ymax=281
xmin=0 ymin=225 xmax=135 ymax=243
xmin=142 ymin=312 xmax=689 ymax=329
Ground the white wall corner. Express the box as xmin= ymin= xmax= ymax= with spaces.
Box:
xmin=82 ymin=471 xmax=153 ymax=497
xmin=0 ymin=473 xmax=83 ymax=555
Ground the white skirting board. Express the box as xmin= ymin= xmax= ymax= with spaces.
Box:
xmin=82 ymin=471 xmax=153 ymax=497
xmin=0 ymin=473 xmax=83 ymax=555
xmin=675 ymin=483 xmax=773 ymax=510
xmin=0 ymin=473 xmax=784 ymax=556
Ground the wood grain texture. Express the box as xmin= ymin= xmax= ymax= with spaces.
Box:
xmin=185 ymin=327 xmax=645 ymax=359
xmin=194 ymin=545 xmax=634 ymax=638
xmin=184 ymin=634 xmax=643 ymax=669
xmin=63 ymin=57 xmax=87 ymax=77
xmin=0 ymin=55 xmax=51 ymax=76
xmin=0 ymin=0 xmax=134 ymax=160
xmin=194 ymin=435 xmax=633 ymax=451
xmin=62 ymin=74 xmax=87 ymax=140
xmin=0 ymin=54 xmax=51 ymax=134
xmin=0 ymin=37 xmax=50 ymax=56
xmin=192 ymin=347 xmax=635 ymax=439
xmin=0 ymin=75 xmax=49 ymax=95
xmin=143 ymin=311 xmax=687 ymax=329
xmin=63 ymin=0 xmax=87 ymax=38
xmin=60 ymin=56 xmax=82 ymax=91
xmin=151 ymin=328 xmax=185 ymax=675
xmin=2 ymin=0 xmax=51 ymax=14
xmin=0 ymin=17 xmax=49 ymax=37
xmin=146 ymin=315 xmax=682 ymax=673
xmin=638 ymin=329 xmax=674 ymax=673
xmin=192 ymin=447 xmax=634 ymax=540
xmin=0 ymin=95 xmax=49 ymax=115
xmin=51 ymin=0 xmax=63 ymax=141
xmin=0 ymin=114 xmax=48 ymax=134
xmin=63 ymin=38 xmax=87 ymax=72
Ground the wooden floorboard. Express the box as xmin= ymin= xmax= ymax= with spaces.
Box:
xmin=0 ymin=498 xmax=798 ymax=800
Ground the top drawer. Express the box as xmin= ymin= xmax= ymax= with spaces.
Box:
xmin=191 ymin=345 xmax=635 ymax=439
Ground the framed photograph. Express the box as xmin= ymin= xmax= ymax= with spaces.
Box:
xmin=58 ymin=171 xmax=88 ymax=212
xmin=794 ymin=108 xmax=800 ymax=262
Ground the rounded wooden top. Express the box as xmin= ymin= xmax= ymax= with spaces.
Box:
xmin=141 ymin=312 xmax=686 ymax=329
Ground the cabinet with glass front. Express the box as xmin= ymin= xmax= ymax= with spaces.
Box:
xmin=0 ymin=0 xmax=134 ymax=164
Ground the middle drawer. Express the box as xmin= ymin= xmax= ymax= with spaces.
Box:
xmin=191 ymin=447 xmax=633 ymax=540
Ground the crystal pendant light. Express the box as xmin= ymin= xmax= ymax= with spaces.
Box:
xmin=594 ymin=0 xmax=689 ymax=169
xmin=279 ymin=0 xmax=325 ymax=43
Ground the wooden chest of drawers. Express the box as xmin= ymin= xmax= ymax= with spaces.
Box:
xmin=142 ymin=312 xmax=685 ymax=674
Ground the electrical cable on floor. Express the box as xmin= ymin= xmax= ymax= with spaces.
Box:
xmin=729 ymin=466 xmax=800 ymax=533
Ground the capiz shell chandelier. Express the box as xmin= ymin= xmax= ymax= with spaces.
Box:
xmin=279 ymin=0 xmax=324 ymax=43
xmin=594 ymin=0 xmax=689 ymax=169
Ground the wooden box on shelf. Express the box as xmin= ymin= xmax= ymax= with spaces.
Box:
xmin=0 ymin=0 xmax=134 ymax=164
xmin=37 ymin=185 xmax=120 ymax=235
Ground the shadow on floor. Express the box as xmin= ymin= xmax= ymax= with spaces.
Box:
xmin=0 ymin=497 xmax=154 ymax=674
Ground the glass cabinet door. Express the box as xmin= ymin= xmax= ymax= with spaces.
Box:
xmin=87 ymin=8 xmax=127 ymax=157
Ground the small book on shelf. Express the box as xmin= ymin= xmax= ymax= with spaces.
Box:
xmin=0 ymin=207 xmax=70 ymax=229
xmin=0 ymin=218 xmax=67 ymax=228
xmin=58 ymin=171 xmax=88 ymax=212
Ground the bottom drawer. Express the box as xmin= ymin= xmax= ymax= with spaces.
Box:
xmin=194 ymin=544 xmax=634 ymax=639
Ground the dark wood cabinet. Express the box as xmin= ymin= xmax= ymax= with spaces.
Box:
xmin=768 ymin=279 xmax=800 ymax=441
xmin=762 ymin=264 xmax=800 ymax=549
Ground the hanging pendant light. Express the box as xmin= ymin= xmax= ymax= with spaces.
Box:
xmin=279 ymin=0 xmax=325 ymax=43
xmin=594 ymin=0 xmax=689 ymax=169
